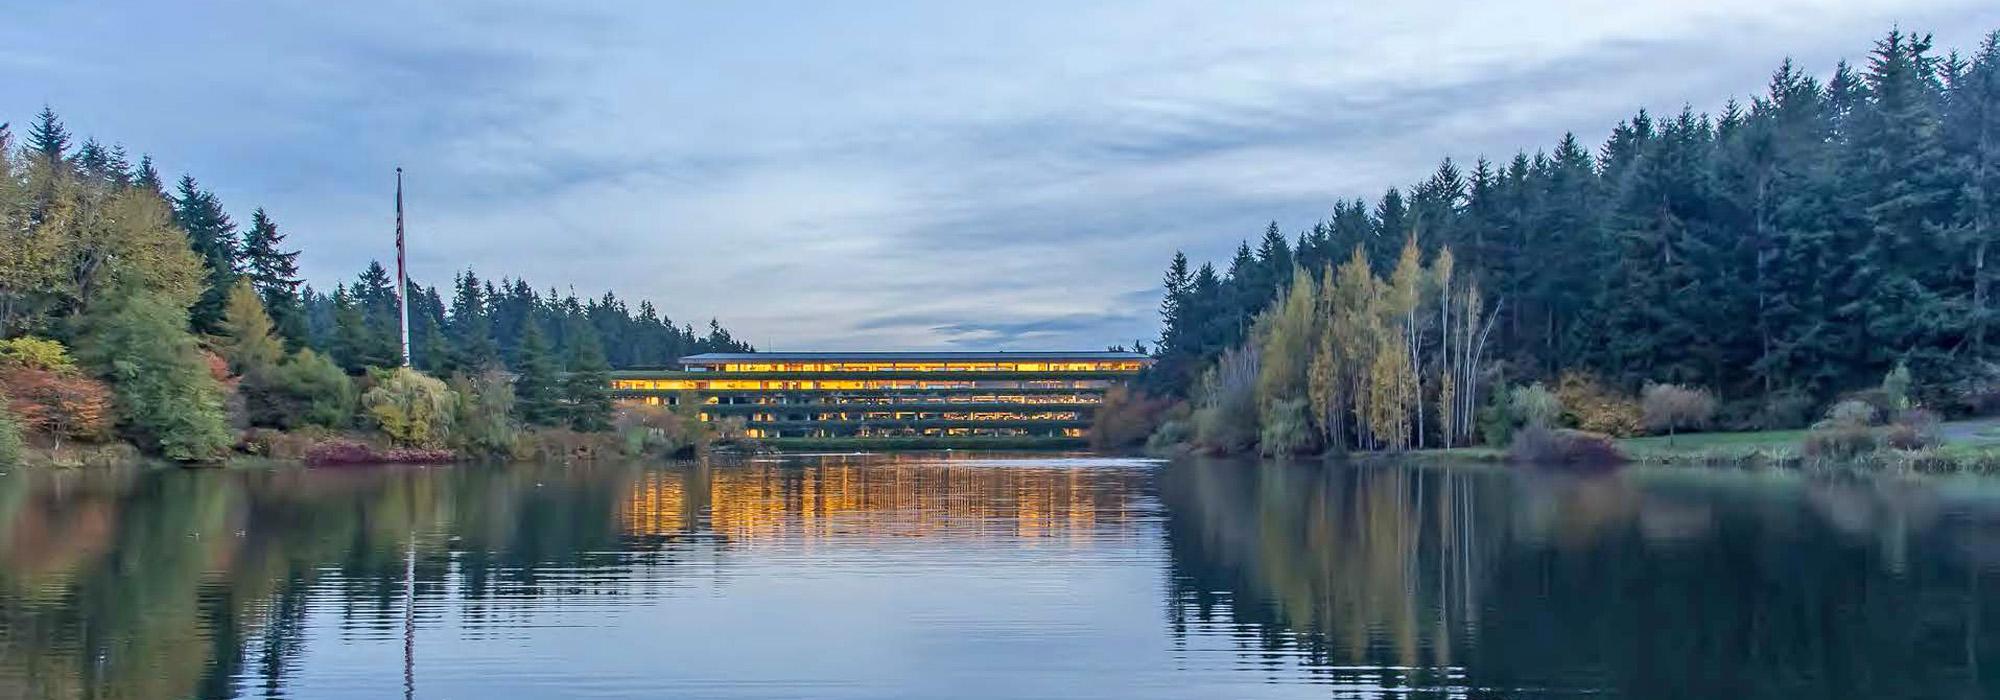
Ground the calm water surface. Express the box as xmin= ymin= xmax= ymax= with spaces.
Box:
xmin=2 ymin=453 xmax=1998 ymax=698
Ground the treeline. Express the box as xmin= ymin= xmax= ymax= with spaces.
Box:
xmin=295 ymin=263 xmax=750 ymax=376
xmin=0 ymin=107 xmax=749 ymax=462
xmin=1142 ymin=29 xmax=2000 ymax=449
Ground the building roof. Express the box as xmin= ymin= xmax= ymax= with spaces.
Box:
xmin=679 ymin=351 xmax=1151 ymax=364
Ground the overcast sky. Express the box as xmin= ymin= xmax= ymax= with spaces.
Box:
xmin=5 ymin=2 xmax=1998 ymax=350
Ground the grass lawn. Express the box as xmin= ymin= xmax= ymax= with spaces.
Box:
xmin=1618 ymin=429 xmax=1809 ymax=456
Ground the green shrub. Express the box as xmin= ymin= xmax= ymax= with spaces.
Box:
xmin=1509 ymin=382 xmax=1562 ymax=429
xmin=362 ymin=367 xmax=456 ymax=449
xmin=451 ymin=371 xmax=520 ymax=459
xmin=78 ymin=296 xmax=232 ymax=461
xmin=1478 ymin=387 xmax=1515 ymax=446
xmin=1258 ymin=398 xmax=1313 ymax=456
xmin=246 ymin=349 xmax=355 ymax=430
xmin=0 ymin=393 xmax=23 ymax=466
xmin=1752 ymin=391 xmax=1818 ymax=430
xmin=0 ymin=336 xmax=78 ymax=374
xmin=1147 ymin=418 xmax=1192 ymax=451
xmin=1881 ymin=361 xmax=1913 ymax=412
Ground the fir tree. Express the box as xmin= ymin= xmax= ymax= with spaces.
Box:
xmin=240 ymin=208 xmax=307 ymax=348
xmin=563 ymin=325 xmax=613 ymax=432
xmin=512 ymin=320 xmax=563 ymax=427
xmin=26 ymin=106 xmax=69 ymax=164
xmin=172 ymin=176 xmax=241 ymax=333
xmin=446 ymin=270 xmax=500 ymax=373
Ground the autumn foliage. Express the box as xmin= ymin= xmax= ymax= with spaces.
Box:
xmin=0 ymin=337 xmax=113 ymax=446
xmin=2 ymin=367 xmax=114 ymax=443
xmin=1555 ymin=372 xmax=1643 ymax=438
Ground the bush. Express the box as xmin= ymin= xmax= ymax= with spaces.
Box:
xmin=1510 ymin=382 xmax=1563 ymax=429
xmin=1478 ymin=387 xmax=1516 ymax=446
xmin=515 ymin=427 xmax=622 ymax=463
xmin=1 ymin=365 xmax=114 ymax=447
xmin=1881 ymin=361 xmax=1913 ymax=412
xmin=1192 ymin=345 xmax=1259 ymax=453
xmin=1258 ymin=398 xmax=1313 ymax=456
xmin=1818 ymin=399 xmax=1878 ymax=429
xmin=303 ymin=438 xmax=454 ymax=466
xmin=1089 ymin=386 xmax=1176 ymax=450
xmin=1879 ymin=424 xmax=1938 ymax=451
xmin=0 ymin=336 xmax=78 ymax=374
xmin=78 ymin=296 xmax=233 ymax=461
xmin=361 ymin=367 xmax=457 ymax=449
xmin=1147 ymin=418 xmax=1193 ymax=451
xmin=1802 ymin=425 xmax=1876 ymax=461
xmin=248 ymin=349 xmax=356 ymax=430
xmin=451 ymin=371 xmax=521 ymax=459
xmin=615 ymin=402 xmax=696 ymax=457
xmin=1881 ymin=408 xmax=1941 ymax=450
xmin=1947 ymin=362 xmax=2000 ymax=417
xmin=1506 ymin=425 xmax=1625 ymax=467
xmin=1641 ymin=383 xmax=1716 ymax=440
xmin=1555 ymin=372 xmax=1643 ymax=437
xmin=1751 ymin=391 xmax=1818 ymax=430
xmin=0 ymin=393 xmax=23 ymax=466
xmin=1194 ymin=404 xmax=1257 ymax=454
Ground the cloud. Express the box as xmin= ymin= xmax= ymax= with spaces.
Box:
xmin=4 ymin=1 xmax=1997 ymax=351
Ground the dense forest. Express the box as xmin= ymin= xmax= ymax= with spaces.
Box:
xmin=1139 ymin=29 xmax=2000 ymax=453
xmin=0 ymin=107 xmax=749 ymax=462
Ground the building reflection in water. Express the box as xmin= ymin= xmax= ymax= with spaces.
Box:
xmin=0 ymin=455 xmax=1157 ymax=699
xmin=620 ymin=453 xmax=1147 ymax=546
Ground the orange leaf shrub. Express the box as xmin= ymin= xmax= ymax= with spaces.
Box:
xmin=1 ymin=367 xmax=114 ymax=442
xmin=1555 ymin=371 xmax=1643 ymax=437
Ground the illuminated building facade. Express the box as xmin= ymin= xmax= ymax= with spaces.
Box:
xmin=609 ymin=351 xmax=1151 ymax=444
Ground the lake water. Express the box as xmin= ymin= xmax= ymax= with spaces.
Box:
xmin=2 ymin=453 xmax=1998 ymax=699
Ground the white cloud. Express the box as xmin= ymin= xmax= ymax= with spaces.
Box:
xmin=5 ymin=0 xmax=1997 ymax=350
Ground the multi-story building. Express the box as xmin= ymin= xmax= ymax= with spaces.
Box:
xmin=608 ymin=351 xmax=1151 ymax=445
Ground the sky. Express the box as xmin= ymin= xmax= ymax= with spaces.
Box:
xmin=5 ymin=2 xmax=1998 ymax=351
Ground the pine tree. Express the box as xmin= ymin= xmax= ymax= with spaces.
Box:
xmin=563 ymin=324 xmax=613 ymax=432
xmin=512 ymin=320 xmax=563 ymax=427
xmin=444 ymin=270 xmax=498 ymax=373
xmin=1949 ymin=32 xmax=2000 ymax=357
xmin=1840 ymin=30 xmax=1958 ymax=379
xmin=172 ymin=176 xmax=241 ymax=333
xmin=26 ymin=106 xmax=69 ymax=165
xmin=240 ymin=208 xmax=307 ymax=348
xmin=133 ymin=154 xmax=164 ymax=199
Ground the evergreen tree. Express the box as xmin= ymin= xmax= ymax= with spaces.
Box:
xmin=26 ymin=106 xmax=69 ymax=165
xmin=171 ymin=176 xmax=241 ymax=333
xmin=240 ymin=208 xmax=307 ymax=348
xmin=563 ymin=324 xmax=613 ymax=432
xmin=445 ymin=270 xmax=500 ymax=373
xmin=1838 ymin=30 xmax=1958 ymax=379
xmin=512 ymin=320 xmax=563 ymax=427
xmin=133 ymin=154 xmax=164 ymax=199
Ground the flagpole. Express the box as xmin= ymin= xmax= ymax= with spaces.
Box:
xmin=396 ymin=167 xmax=412 ymax=368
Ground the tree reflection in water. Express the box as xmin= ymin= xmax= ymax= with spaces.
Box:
xmin=1160 ymin=458 xmax=2000 ymax=697
xmin=0 ymin=457 xmax=1997 ymax=698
